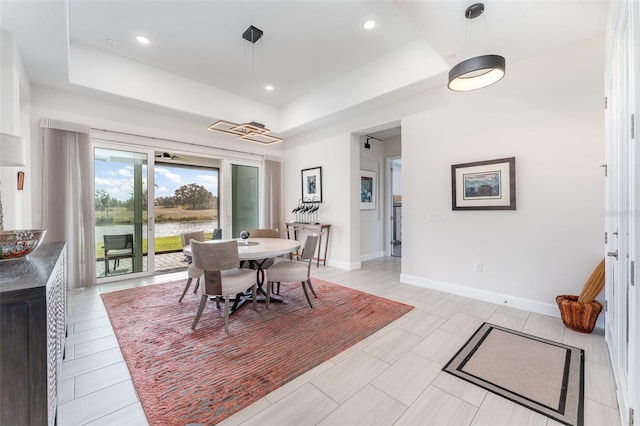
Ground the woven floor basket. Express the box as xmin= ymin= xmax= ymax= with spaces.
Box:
xmin=556 ymin=295 xmax=602 ymax=333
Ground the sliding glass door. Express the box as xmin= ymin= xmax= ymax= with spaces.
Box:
xmin=231 ymin=164 xmax=259 ymax=238
xmin=153 ymin=161 xmax=219 ymax=274
xmin=94 ymin=146 xmax=154 ymax=279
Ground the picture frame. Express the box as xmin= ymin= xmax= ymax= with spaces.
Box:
xmin=360 ymin=170 xmax=376 ymax=210
xmin=451 ymin=157 xmax=516 ymax=210
xmin=301 ymin=166 xmax=322 ymax=203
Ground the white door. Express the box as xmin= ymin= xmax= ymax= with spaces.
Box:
xmin=604 ymin=2 xmax=638 ymax=424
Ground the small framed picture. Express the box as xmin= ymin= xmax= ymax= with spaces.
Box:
xmin=360 ymin=170 xmax=376 ymax=210
xmin=451 ymin=157 xmax=516 ymax=210
xmin=301 ymin=166 xmax=322 ymax=203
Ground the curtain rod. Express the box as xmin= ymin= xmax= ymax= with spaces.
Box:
xmin=90 ymin=127 xmax=265 ymax=158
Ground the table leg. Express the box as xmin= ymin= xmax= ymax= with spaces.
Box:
xmin=322 ymin=226 xmax=330 ymax=266
xmin=229 ymin=259 xmax=283 ymax=314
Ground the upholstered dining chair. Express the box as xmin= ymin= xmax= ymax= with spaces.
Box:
xmin=247 ymin=228 xmax=279 ymax=238
xmin=178 ymin=230 xmax=205 ymax=302
xmin=246 ymin=228 xmax=280 ymax=282
xmin=190 ymin=240 xmax=257 ymax=332
xmin=265 ymin=234 xmax=319 ymax=308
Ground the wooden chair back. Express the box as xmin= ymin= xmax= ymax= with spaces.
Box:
xmin=247 ymin=228 xmax=279 ymax=238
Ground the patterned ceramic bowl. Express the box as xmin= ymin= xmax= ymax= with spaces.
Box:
xmin=0 ymin=229 xmax=47 ymax=261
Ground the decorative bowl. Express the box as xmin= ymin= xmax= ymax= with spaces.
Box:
xmin=0 ymin=229 xmax=47 ymax=261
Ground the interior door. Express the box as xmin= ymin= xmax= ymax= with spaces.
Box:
xmin=94 ymin=145 xmax=155 ymax=279
xmin=604 ymin=2 xmax=636 ymax=423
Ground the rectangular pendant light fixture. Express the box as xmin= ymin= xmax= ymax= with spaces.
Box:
xmin=208 ymin=120 xmax=283 ymax=145
xmin=207 ymin=25 xmax=283 ymax=145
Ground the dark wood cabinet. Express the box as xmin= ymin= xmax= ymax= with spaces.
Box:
xmin=0 ymin=242 xmax=67 ymax=425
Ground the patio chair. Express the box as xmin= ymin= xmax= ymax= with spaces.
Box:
xmin=179 ymin=230 xmax=205 ymax=301
xmin=190 ymin=240 xmax=257 ymax=332
xmin=103 ymin=234 xmax=134 ymax=275
xmin=265 ymin=234 xmax=319 ymax=308
xmin=211 ymin=228 xmax=222 ymax=240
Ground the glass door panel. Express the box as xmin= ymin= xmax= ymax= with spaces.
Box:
xmin=153 ymin=162 xmax=220 ymax=274
xmin=94 ymin=147 xmax=150 ymax=278
xmin=231 ymin=164 xmax=259 ymax=238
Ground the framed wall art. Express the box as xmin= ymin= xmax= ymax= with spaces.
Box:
xmin=301 ymin=166 xmax=322 ymax=202
xmin=360 ymin=170 xmax=376 ymax=210
xmin=451 ymin=157 xmax=516 ymax=210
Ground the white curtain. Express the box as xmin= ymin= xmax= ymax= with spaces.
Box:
xmin=41 ymin=119 xmax=95 ymax=289
xmin=264 ymin=159 xmax=282 ymax=232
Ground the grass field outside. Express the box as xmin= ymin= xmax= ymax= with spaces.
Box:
xmin=95 ymin=206 xmax=217 ymax=258
xmin=96 ymin=206 xmax=217 ymax=224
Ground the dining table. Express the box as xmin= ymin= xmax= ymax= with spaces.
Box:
xmin=182 ymin=237 xmax=301 ymax=313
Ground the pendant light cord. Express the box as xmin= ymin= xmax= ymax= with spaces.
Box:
xmin=462 ymin=9 xmax=472 ymax=60
xmin=481 ymin=13 xmax=495 ymax=52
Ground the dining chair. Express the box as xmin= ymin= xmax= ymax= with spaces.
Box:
xmin=247 ymin=228 xmax=279 ymax=238
xmin=190 ymin=240 xmax=257 ymax=332
xmin=248 ymin=228 xmax=284 ymax=294
xmin=178 ymin=230 xmax=205 ymax=302
xmin=265 ymin=234 xmax=319 ymax=308
xmin=246 ymin=228 xmax=280 ymax=284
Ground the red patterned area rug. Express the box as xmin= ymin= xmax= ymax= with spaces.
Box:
xmin=101 ymin=278 xmax=413 ymax=425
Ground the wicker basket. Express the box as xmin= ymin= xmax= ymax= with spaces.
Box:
xmin=556 ymin=295 xmax=602 ymax=333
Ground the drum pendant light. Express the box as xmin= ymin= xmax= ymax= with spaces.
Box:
xmin=448 ymin=3 xmax=505 ymax=92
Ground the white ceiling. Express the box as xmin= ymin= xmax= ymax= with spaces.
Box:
xmin=0 ymin=0 xmax=609 ymax=136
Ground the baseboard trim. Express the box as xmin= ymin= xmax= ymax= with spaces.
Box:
xmin=360 ymin=251 xmax=384 ymax=262
xmin=328 ymin=259 xmax=361 ymax=271
xmin=400 ymin=274 xmax=560 ymax=318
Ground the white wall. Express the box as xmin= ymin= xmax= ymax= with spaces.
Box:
xmin=384 ymin=135 xmax=401 ymax=159
xmin=360 ymin=136 xmax=384 ymax=261
xmin=25 ymin=86 xmax=283 ymax=230
xmin=284 ymin=35 xmax=605 ymax=316
xmin=282 ymin=133 xmax=357 ymax=269
xmin=0 ymin=30 xmax=31 ymax=230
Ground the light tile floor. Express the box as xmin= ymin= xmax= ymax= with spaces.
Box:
xmin=59 ymin=257 xmax=621 ymax=425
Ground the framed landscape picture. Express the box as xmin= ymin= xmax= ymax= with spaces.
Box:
xmin=301 ymin=166 xmax=322 ymax=202
xmin=451 ymin=157 xmax=516 ymax=210
xmin=360 ymin=170 xmax=376 ymax=210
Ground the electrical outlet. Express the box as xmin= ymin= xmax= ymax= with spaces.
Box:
xmin=474 ymin=262 xmax=483 ymax=272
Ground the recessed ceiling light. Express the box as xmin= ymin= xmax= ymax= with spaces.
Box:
xmin=265 ymin=84 xmax=274 ymax=91
xmin=363 ymin=20 xmax=376 ymax=30
xmin=135 ymin=35 xmax=151 ymax=45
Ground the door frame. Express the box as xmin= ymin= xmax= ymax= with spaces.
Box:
xmin=93 ymin=140 xmax=156 ymax=282
xmin=604 ymin=1 xmax=638 ymax=423
xmin=386 ymin=156 xmax=401 ymax=257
